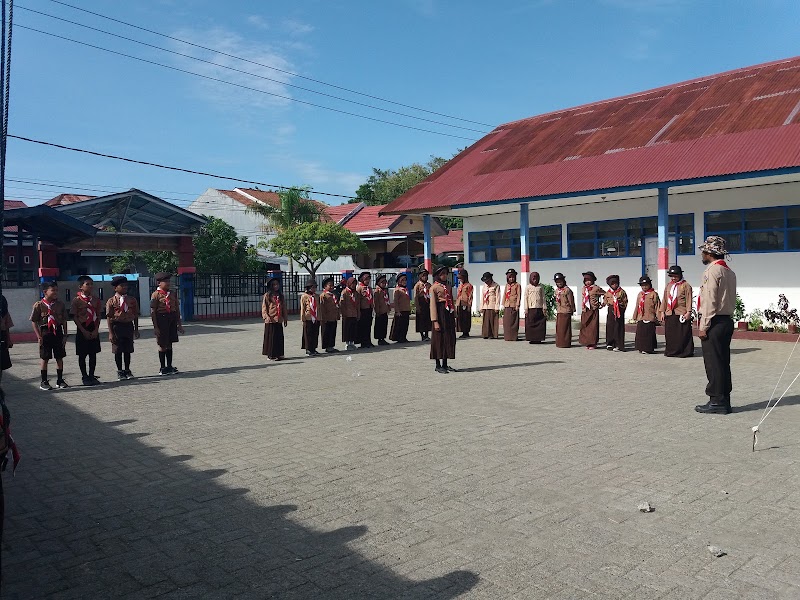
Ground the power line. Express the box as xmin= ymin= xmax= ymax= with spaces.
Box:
xmin=42 ymin=0 xmax=496 ymax=128
xmin=9 ymin=134 xmax=359 ymax=199
xmin=17 ymin=4 xmax=488 ymax=135
xmin=7 ymin=176 xmax=198 ymax=195
xmin=17 ymin=24 xmax=480 ymax=142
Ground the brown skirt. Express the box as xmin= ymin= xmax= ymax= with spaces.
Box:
xmin=110 ymin=321 xmax=135 ymax=355
xmin=389 ymin=312 xmax=410 ymax=342
xmin=374 ymin=313 xmax=389 ymax=340
xmin=321 ymin=321 xmax=337 ymax=349
xmin=525 ymin=308 xmax=546 ymax=342
xmin=358 ymin=309 xmax=373 ymax=345
xmin=456 ymin=306 xmax=472 ymax=334
xmin=635 ymin=321 xmax=657 ymax=353
xmin=342 ymin=316 xmax=358 ymax=343
xmin=579 ymin=308 xmax=600 ymax=346
xmin=555 ymin=313 xmax=572 ymax=348
xmin=262 ymin=322 xmax=284 ymax=358
xmin=155 ymin=312 xmax=179 ymax=350
xmin=664 ymin=314 xmax=694 ymax=357
xmin=503 ymin=308 xmax=520 ymax=341
xmin=430 ymin=303 xmax=456 ymax=360
xmin=482 ymin=309 xmax=499 ymax=339
xmin=301 ymin=320 xmax=320 ymax=351
xmin=415 ymin=299 xmax=431 ymax=333
xmin=605 ymin=310 xmax=625 ymax=351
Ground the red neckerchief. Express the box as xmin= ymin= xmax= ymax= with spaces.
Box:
xmin=272 ymin=294 xmax=282 ymax=320
xmin=40 ymin=298 xmax=58 ymax=334
xmin=78 ymin=292 xmax=97 ymax=326
xmin=608 ymin=288 xmax=621 ymax=318
xmin=505 ymin=282 xmax=516 ymax=301
xmin=308 ymin=294 xmax=317 ymax=323
xmin=158 ymin=289 xmax=171 ymax=311
xmin=325 ymin=290 xmax=339 ymax=308
xmin=380 ymin=287 xmax=389 ymax=303
xmin=639 ymin=289 xmax=653 ymax=315
xmin=483 ymin=284 xmax=493 ymax=306
xmin=439 ymin=282 xmax=455 ymax=313
xmin=362 ymin=285 xmax=373 ymax=306
xmin=556 ymin=286 xmax=564 ymax=304
xmin=458 ymin=283 xmax=471 ymax=306
xmin=423 ymin=282 xmax=431 ymax=300
xmin=397 ymin=286 xmax=409 ymax=296
xmin=668 ymin=280 xmax=684 ymax=311
xmin=582 ymin=285 xmax=593 ymax=310
xmin=116 ymin=293 xmax=128 ymax=313
xmin=347 ymin=288 xmax=358 ymax=305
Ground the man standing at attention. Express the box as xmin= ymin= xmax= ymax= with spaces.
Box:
xmin=695 ymin=236 xmax=737 ymax=415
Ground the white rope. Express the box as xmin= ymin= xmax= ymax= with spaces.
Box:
xmin=752 ymin=332 xmax=800 ymax=451
xmin=759 ymin=332 xmax=800 ymax=425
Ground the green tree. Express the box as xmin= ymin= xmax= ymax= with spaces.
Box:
xmin=268 ymin=222 xmax=368 ymax=278
xmin=351 ymin=155 xmax=448 ymax=206
xmin=108 ymin=251 xmax=178 ymax=275
xmin=245 ymin=186 xmax=325 ymax=231
xmin=193 ymin=216 xmax=263 ymax=274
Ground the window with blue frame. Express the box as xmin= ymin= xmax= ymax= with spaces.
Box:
xmin=468 ymin=229 xmax=521 ymax=263
xmin=567 ymin=214 xmax=694 ymax=258
xmin=529 ymin=224 xmax=562 ymax=259
xmin=705 ymin=205 xmax=800 ymax=253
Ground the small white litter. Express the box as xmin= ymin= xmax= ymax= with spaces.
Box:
xmin=707 ymin=545 xmax=727 ymax=558
xmin=637 ymin=502 xmax=654 ymax=513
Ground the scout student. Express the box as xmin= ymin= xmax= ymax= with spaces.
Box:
xmin=262 ymin=276 xmax=288 ymax=361
xmin=31 ymin=281 xmax=69 ymax=390
xmin=318 ymin=277 xmax=340 ymax=353
xmin=300 ymin=281 xmax=321 ymax=357
xmin=524 ymin=272 xmax=546 ymax=344
xmin=455 ymin=269 xmax=474 ymax=339
xmin=632 ymin=275 xmax=661 ymax=354
xmin=389 ymin=273 xmax=411 ymax=343
xmin=502 ymin=269 xmax=522 ymax=341
xmin=71 ymin=275 xmax=103 ymax=386
xmin=695 ymin=235 xmax=737 ymax=415
xmin=659 ymin=265 xmax=694 ymax=358
xmin=413 ymin=268 xmax=432 ymax=342
xmin=553 ymin=273 xmax=575 ymax=349
xmin=603 ymin=275 xmax=628 ymax=352
xmin=356 ymin=272 xmax=375 ymax=349
xmin=340 ymin=276 xmax=360 ymax=351
xmin=373 ymin=274 xmax=391 ymax=346
xmin=0 ymin=294 xmax=14 ymax=379
xmin=578 ymin=271 xmax=604 ymax=350
xmin=430 ymin=266 xmax=457 ymax=374
xmin=106 ymin=275 xmax=140 ymax=381
xmin=151 ymin=272 xmax=184 ymax=374
xmin=480 ymin=272 xmax=500 ymax=339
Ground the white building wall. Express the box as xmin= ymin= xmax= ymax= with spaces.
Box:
xmin=464 ymin=180 xmax=800 ymax=321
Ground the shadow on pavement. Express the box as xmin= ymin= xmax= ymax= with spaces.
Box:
xmin=0 ymin=376 xmax=479 ymax=599
xmin=459 ymin=360 xmax=564 ymax=373
xmin=733 ymin=394 xmax=800 ymax=413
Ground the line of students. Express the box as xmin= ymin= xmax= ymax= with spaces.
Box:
xmin=30 ymin=272 xmax=183 ymax=391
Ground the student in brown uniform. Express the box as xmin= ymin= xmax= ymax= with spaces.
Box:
xmin=373 ymin=274 xmax=391 ymax=346
xmin=553 ymin=273 xmax=575 ymax=348
xmin=262 ymin=277 xmax=287 ymax=361
xmin=603 ymin=275 xmax=628 ymax=352
xmin=151 ymin=272 xmax=184 ymax=374
xmin=340 ymin=276 xmax=360 ymax=351
xmin=31 ymin=281 xmax=69 ymax=390
xmin=356 ymin=272 xmax=375 ymax=348
xmin=480 ymin=272 xmax=500 ymax=339
xmin=502 ymin=269 xmax=522 ymax=341
xmin=524 ymin=272 xmax=546 ymax=344
xmin=300 ymin=281 xmax=321 ymax=356
xmin=632 ymin=276 xmax=661 ymax=354
xmin=389 ymin=273 xmax=411 ymax=343
xmin=71 ymin=275 xmax=103 ymax=386
xmin=695 ymin=236 xmax=737 ymax=415
xmin=455 ymin=270 xmax=474 ymax=338
xmin=319 ymin=277 xmax=340 ymax=353
xmin=106 ymin=276 xmax=140 ymax=381
xmin=578 ymin=271 xmax=604 ymax=350
xmin=0 ymin=295 xmax=14 ymax=379
xmin=430 ymin=266 xmax=457 ymax=374
xmin=659 ymin=265 xmax=694 ymax=358
xmin=413 ymin=268 xmax=432 ymax=342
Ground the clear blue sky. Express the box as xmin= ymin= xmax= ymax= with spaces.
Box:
xmin=7 ymin=0 xmax=800 ymax=209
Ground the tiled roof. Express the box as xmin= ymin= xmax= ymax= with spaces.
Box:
xmin=3 ymin=200 xmax=27 ymax=232
xmin=433 ymin=229 xmax=463 ymax=254
xmin=45 ymin=194 xmax=96 ymax=207
xmin=220 ymin=188 xmax=281 ymax=208
xmin=325 ymin=203 xmax=362 ymax=224
xmin=341 ymin=205 xmax=401 ymax=234
xmin=382 ymin=56 xmax=800 ymax=214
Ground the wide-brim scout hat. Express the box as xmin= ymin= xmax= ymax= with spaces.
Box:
xmin=154 ymin=272 xmax=172 ymax=282
xmin=396 ymin=273 xmax=408 ymax=283
xmin=481 ymin=272 xmax=493 ymax=282
xmin=417 ymin=266 xmax=429 ymax=276
xmin=506 ymin=268 xmax=517 ymax=276
xmin=606 ymin=274 xmax=620 ymax=285
xmin=433 ymin=265 xmax=449 ymax=276
xmin=582 ymin=271 xmax=597 ymax=282
xmin=375 ymin=274 xmax=388 ymax=284
xmin=266 ymin=277 xmax=281 ymax=288
xmin=305 ymin=281 xmax=317 ymax=292
xmin=321 ymin=277 xmax=334 ymax=287
xmin=667 ymin=265 xmax=683 ymax=276
xmin=638 ymin=276 xmax=652 ymax=285
xmin=358 ymin=272 xmax=371 ymax=282
xmin=553 ymin=272 xmax=566 ymax=282
xmin=699 ymin=235 xmax=728 ymax=256
xmin=111 ymin=275 xmax=129 ymax=287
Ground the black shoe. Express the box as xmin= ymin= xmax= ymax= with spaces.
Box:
xmin=695 ymin=403 xmax=731 ymax=415
xmin=435 ymin=366 xmax=448 ymax=374
xmin=82 ymin=376 xmax=94 ymax=386
xmin=39 ymin=380 xmax=53 ymax=391
xmin=159 ymin=367 xmax=170 ymax=376
xmin=377 ymin=339 xmax=389 ymax=346
xmin=445 ymin=366 xmax=458 ymax=373
xmin=117 ymin=370 xmax=127 ymax=381
xmin=125 ymin=370 xmax=135 ymax=380
xmin=169 ymin=366 xmax=179 ymax=374
xmin=311 ymin=350 xmax=321 ymax=356
xmin=56 ymin=379 xmax=70 ymax=389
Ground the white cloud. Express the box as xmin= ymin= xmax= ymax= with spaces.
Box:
xmin=246 ymin=15 xmax=270 ymax=30
xmin=282 ymin=19 xmax=315 ymax=36
xmin=288 ymin=158 xmax=365 ymax=197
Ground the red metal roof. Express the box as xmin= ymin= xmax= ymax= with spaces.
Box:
xmin=325 ymin=203 xmax=362 ymax=224
xmin=383 ymin=56 xmax=800 ymax=214
xmin=45 ymin=194 xmax=96 ymax=207
xmin=341 ymin=205 xmax=402 ymax=234
xmin=433 ymin=229 xmax=463 ymax=254
xmin=4 ymin=200 xmax=27 ymax=232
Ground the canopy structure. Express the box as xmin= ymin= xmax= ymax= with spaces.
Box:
xmin=3 ymin=205 xmax=97 ymax=245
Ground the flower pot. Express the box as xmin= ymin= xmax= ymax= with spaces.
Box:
xmin=757 ymin=326 xmax=763 ymax=332
xmin=789 ymin=323 xmax=798 ymax=335
xmin=737 ymin=321 xmax=748 ymax=330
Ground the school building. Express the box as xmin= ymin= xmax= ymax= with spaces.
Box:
xmin=382 ymin=56 xmax=800 ymax=319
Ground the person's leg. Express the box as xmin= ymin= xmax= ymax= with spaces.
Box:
xmin=88 ymin=353 xmax=97 ymax=378
xmin=158 ymin=350 xmax=166 ymax=370
xmin=78 ymin=354 xmax=88 ymax=378
xmin=165 ymin=348 xmax=173 ymax=368
xmin=40 ymin=358 xmax=49 ymax=384
xmin=114 ymin=353 xmax=123 ymax=370
xmin=124 ymin=352 xmax=131 ymax=371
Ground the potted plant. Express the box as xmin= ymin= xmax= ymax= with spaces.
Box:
xmin=763 ymin=295 xmax=799 ymax=335
xmin=734 ymin=294 xmax=747 ymax=330
xmin=748 ymin=309 xmax=764 ymax=332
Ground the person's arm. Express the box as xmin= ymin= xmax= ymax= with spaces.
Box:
xmin=132 ymin=299 xmax=141 ymax=339
xmin=653 ymin=293 xmax=662 ymax=322
xmin=61 ymin=306 xmax=69 ymax=345
xmin=150 ymin=294 xmax=160 ymax=336
xmin=700 ymin=271 xmax=720 ymax=335
xmin=72 ymin=299 xmax=91 ymax=338
xmin=430 ymin=286 xmax=440 ymax=330
xmin=106 ymin=298 xmax=116 ymax=343
xmin=30 ymin=305 xmax=42 ymax=345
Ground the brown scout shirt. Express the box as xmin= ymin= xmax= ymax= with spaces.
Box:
xmin=456 ymin=282 xmax=473 ymax=309
xmin=555 ymin=286 xmax=575 ymax=315
xmin=579 ymin=284 xmax=604 ymax=311
xmin=106 ymin=294 xmax=140 ymax=324
xmin=525 ymin=284 xmax=545 ymax=310
xmin=632 ymin=290 xmax=661 ymax=322
xmin=339 ymin=287 xmax=360 ymax=319
xmin=699 ymin=261 xmax=737 ymax=331
xmin=660 ymin=280 xmax=693 ymax=319
xmin=503 ymin=282 xmax=521 ymax=309
xmin=393 ymin=287 xmax=412 ymax=312
xmin=300 ymin=292 xmax=319 ymax=322
xmin=356 ymin=282 xmax=374 ymax=311
xmin=373 ymin=286 xmax=391 ymax=316
xmin=429 ymin=281 xmax=453 ymax=323
xmin=603 ymin=288 xmax=628 ymax=316
xmin=30 ymin=299 xmax=68 ymax=330
xmin=150 ymin=290 xmax=179 ymax=315
xmin=262 ymin=293 xmax=286 ymax=324
xmin=318 ymin=291 xmax=340 ymax=322
xmin=480 ymin=283 xmax=500 ymax=311
xmin=71 ymin=294 xmax=102 ymax=326
xmin=413 ymin=280 xmax=431 ymax=309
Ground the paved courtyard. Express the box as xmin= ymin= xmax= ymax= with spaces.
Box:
xmin=2 ymin=318 xmax=799 ymax=599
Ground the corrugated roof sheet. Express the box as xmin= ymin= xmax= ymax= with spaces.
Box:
xmin=45 ymin=194 xmax=96 ymax=207
xmin=341 ymin=205 xmax=401 ymax=234
xmin=325 ymin=203 xmax=362 ymax=224
xmin=383 ymin=56 xmax=800 ymax=214
xmin=433 ymin=229 xmax=463 ymax=254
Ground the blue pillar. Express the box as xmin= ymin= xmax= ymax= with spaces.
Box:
xmin=423 ymin=215 xmax=432 ymax=273
xmin=179 ymin=272 xmax=195 ymax=322
xmin=401 ymin=269 xmax=413 ymax=297
xmin=341 ymin=269 xmax=353 ymax=283
xmin=520 ymin=203 xmax=530 ymax=275
xmin=657 ymin=187 xmax=669 ymax=294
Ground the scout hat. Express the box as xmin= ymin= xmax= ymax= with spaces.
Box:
xmin=417 ymin=266 xmax=429 ymax=275
xmin=553 ymin=272 xmax=566 ymax=282
xmin=506 ymin=268 xmax=517 ymax=275
xmin=358 ymin=272 xmax=371 ymax=282
xmin=321 ymin=277 xmax=334 ymax=287
xmin=667 ymin=265 xmax=683 ymax=276
xmin=305 ymin=281 xmax=317 ymax=292
xmin=396 ymin=272 xmax=408 ymax=283
xmin=638 ymin=275 xmax=652 ymax=285
xmin=433 ymin=265 xmax=448 ymax=276
xmin=111 ymin=275 xmax=128 ymax=287
xmin=154 ymin=272 xmax=171 ymax=282
xmin=375 ymin=273 xmax=388 ymax=283
xmin=481 ymin=271 xmax=493 ymax=282
xmin=606 ymin=274 xmax=620 ymax=285
xmin=582 ymin=271 xmax=597 ymax=282
xmin=699 ymin=235 xmax=728 ymax=256
xmin=266 ymin=276 xmax=281 ymax=288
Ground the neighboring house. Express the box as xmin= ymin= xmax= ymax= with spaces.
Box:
xmin=3 ymin=200 xmax=37 ymax=286
xmin=433 ymin=229 xmax=464 ymax=264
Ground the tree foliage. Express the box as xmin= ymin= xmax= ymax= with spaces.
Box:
xmin=351 ymin=156 xmax=447 ymax=206
xmin=268 ymin=222 xmax=368 ymax=277
xmin=108 ymin=251 xmax=178 ymax=275
xmin=193 ymin=216 xmax=263 ymax=274
xmin=245 ymin=186 xmax=325 ymax=233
